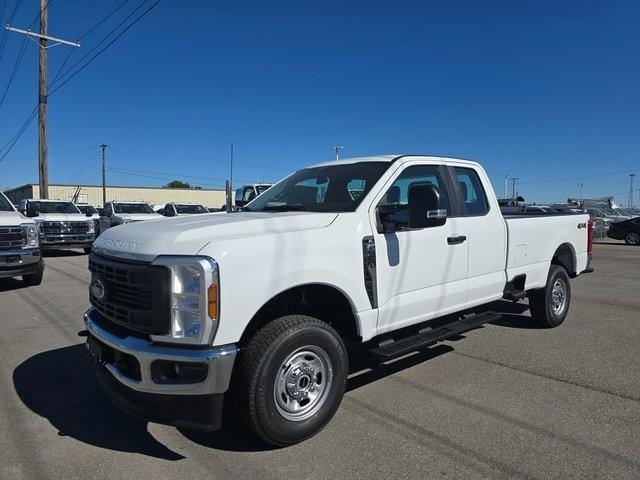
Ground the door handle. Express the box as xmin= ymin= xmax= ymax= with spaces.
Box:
xmin=447 ymin=235 xmax=467 ymax=245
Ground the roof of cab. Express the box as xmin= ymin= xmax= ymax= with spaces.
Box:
xmin=310 ymin=154 xmax=480 ymax=168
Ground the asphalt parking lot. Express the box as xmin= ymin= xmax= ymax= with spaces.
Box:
xmin=1 ymin=243 xmax=639 ymax=480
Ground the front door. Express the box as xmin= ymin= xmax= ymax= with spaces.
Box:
xmin=371 ymin=163 xmax=469 ymax=334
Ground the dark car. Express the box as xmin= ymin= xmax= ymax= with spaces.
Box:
xmin=606 ymin=217 xmax=640 ymax=245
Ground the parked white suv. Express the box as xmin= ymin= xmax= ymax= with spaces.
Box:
xmin=99 ymin=201 xmax=163 ymax=233
xmin=0 ymin=192 xmax=44 ymax=285
xmin=83 ymin=155 xmax=594 ymax=445
xmin=19 ymin=199 xmax=96 ymax=254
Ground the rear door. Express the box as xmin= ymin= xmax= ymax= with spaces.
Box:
xmin=371 ymin=161 xmax=469 ymax=334
xmin=449 ymin=165 xmax=507 ymax=308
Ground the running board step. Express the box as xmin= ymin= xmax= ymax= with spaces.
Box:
xmin=369 ymin=311 xmax=501 ymax=360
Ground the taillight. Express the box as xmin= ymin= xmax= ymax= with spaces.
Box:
xmin=587 ymin=218 xmax=594 ymax=254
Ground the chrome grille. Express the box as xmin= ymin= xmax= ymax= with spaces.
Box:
xmin=0 ymin=226 xmax=26 ymax=250
xmin=40 ymin=221 xmax=90 ymax=235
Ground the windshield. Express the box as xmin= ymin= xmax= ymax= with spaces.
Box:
xmin=114 ymin=203 xmax=155 ymax=214
xmin=0 ymin=193 xmax=14 ymax=212
xmin=245 ymin=162 xmax=390 ymax=213
xmin=175 ymin=204 xmax=208 ymax=214
xmin=255 ymin=185 xmax=271 ymax=195
xmin=31 ymin=201 xmax=80 ymax=214
xmin=76 ymin=205 xmax=98 ymax=214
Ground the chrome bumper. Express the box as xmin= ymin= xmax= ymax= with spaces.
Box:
xmin=84 ymin=308 xmax=237 ymax=396
xmin=0 ymin=248 xmax=41 ymax=277
xmin=41 ymin=233 xmax=95 ymax=248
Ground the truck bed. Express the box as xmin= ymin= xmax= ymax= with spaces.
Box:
xmin=503 ymin=212 xmax=589 ymax=291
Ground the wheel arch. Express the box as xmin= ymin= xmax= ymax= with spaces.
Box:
xmin=238 ymin=283 xmax=362 ymax=347
xmin=551 ymin=242 xmax=577 ymax=277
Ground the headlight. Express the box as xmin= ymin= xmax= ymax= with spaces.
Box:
xmin=151 ymin=256 xmax=219 ymax=345
xmin=21 ymin=223 xmax=39 ymax=248
xmin=87 ymin=220 xmax=95 ymax=233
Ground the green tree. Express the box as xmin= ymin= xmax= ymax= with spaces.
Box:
xmin=163 ymin=180 xmax=192 ymax=189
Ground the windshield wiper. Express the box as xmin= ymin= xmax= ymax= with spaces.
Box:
xmin=261 ymin=204 xmax=308 ymax=212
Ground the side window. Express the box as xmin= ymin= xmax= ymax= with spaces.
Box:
xmin=455 ymin=167 xmax=489 ymax=216
xmin=380 ymin=165 xmax=451 ymax=229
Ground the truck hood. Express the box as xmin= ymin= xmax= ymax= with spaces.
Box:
xmin=0 ymin=210 xmax=29 ymax=226
xmin=94 ymin=211 xmax=338 ymax=258
xmin=33 ymin=213 xmax=91 ymax=222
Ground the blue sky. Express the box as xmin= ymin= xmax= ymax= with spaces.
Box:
xmin=0 ymin=0 xmax=638 ymax=204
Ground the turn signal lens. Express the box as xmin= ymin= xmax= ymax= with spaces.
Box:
xmin=207 ymin=284 xmax=218 ymax=320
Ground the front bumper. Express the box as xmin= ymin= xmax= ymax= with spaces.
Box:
xmin=41 ymin=233 xmax=95 ymax=249
xmin=83 ymin=308 xmax=237 ymax=431
xmin=0 ymin=249 xmax=43 ymax=278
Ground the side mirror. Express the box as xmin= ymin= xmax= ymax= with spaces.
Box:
xmin=85 ymin=211 xmax=93 ymax=217
xmin=163 ymin=206 xmax=175 ymax=217
xmin=97 ymin=208 xmax=104 ymax=216
xmin=408 ymin=184 xmax=447 ymax=229
xmin=26 ymin=203 xmax=40 ymax=217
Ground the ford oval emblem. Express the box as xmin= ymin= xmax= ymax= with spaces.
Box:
xmin=91 ymin=277 xmax=107 ymax=301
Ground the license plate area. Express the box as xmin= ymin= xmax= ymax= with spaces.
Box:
xmin=0 ymin=255 xmax=20 ymax=265
xmin=86 ymin=336 xmax=113 ymax=364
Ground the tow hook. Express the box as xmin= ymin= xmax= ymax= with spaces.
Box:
xmin=77 ymin=330 xmax=89 ymax=337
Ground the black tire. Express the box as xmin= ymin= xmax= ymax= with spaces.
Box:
xmin=83 ymin=247 xmax=93 ymax=254
xmin=624 ymin=232 xmax=640 ymax=245
xmin=235 ymin=315 xmax=348 ymax=446
xmin=22 ymin=267 xmax=44 ymax=287
xmin=528 ymin=265 xmax=571 ymax=328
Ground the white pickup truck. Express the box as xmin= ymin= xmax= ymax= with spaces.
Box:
xmin=18 ymin=199 xmax=96 ymax=254
xmin=83 ymin=155 xmax=594 ymax=446
xmin=99 ymin=201 xmax=164 ymax=233
xmin=0 ymin=192 xmax=43 ymax=285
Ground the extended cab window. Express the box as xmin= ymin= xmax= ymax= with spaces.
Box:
xmin=381 ymin=165 xmax=451 ymax=229
xmin=455 ymin=167 xmax=489 ymax=216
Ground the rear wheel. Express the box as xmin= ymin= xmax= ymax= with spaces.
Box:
xmin=235 ymin=315 xmax=348 ymax=446
xmin=22 ymin=266 xmax=44 ymax=286
xmin=624 ymin=232 xmax=640 ymax=245
xmin=528 ymin=265 xmax=571 ymax=328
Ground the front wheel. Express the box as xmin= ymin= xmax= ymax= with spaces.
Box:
xmin=528 ymin=265 xmax=571 ymax=328
xmin=625 ymin=232 xmax=640 ymax=245
xmin=235 ymin=315 xmax=348 ymax=446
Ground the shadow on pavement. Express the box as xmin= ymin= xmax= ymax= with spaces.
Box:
xmin=0 ymin=277 xmax=29 ymax=292
xmin=13 ymin=344 xmax=185 ymax=460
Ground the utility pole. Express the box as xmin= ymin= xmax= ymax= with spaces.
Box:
xmin=5 ymin=4 xmax=80 ymax=199
xmin=333 ymin=145 xmax=344 ymax=161
xmin=230 ymin=142 xmax=234 ymax=192
xmin=511 ymin=177 xmax=518 ymax=199
xmin=503 ymin=173 xmax=510 ymax=199
xmin=100 ymin=144 xmax=108 ymax=206
xmin=630 ymin=173 xmax=636 ymax=208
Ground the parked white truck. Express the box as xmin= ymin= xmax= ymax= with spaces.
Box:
xmin=0 ymin=192 xmax=43 ymax=285
xmin=99 ymin=201 xmax=164 ymax=233
xmin=83 ymin=155 xmax=594 ymax=446
xmin=18 ymin=199 xmax=96 ymax=254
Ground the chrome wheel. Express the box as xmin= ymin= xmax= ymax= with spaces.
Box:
xmin=551 ymin=278 xmax=567 ymax=315
xmin=626 ymin=232 xmax=640 ymax=245
xmin=274 ymin=346 xmax=333 ymax=422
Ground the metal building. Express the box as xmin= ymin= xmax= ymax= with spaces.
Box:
xmin=3 ymin=183 xmax=227 ymax=209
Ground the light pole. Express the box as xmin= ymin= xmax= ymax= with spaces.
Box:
xmin=333 ymin=145 xmax=344 ymax=161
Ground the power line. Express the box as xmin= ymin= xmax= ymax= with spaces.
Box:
xmin=0 ymin=0 xmax=159 ymax=164
xmin=0 ymin=0 xmax=24 ymax=64
xmin=50 ymin=0 xmax=156 ymax=92
xmin=50 ymin=0 xmax=131 ymax=87
xmin=0 ymin=33 xmax=29 ymax=110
